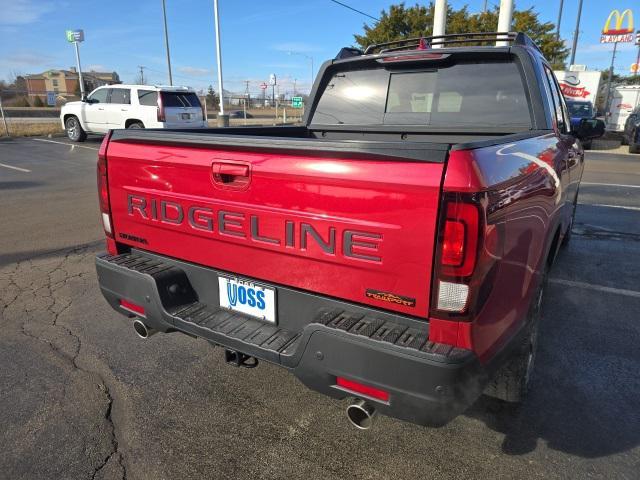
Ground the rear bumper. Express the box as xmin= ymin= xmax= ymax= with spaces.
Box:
xmin=96 ymin=250 xmax=488 ymax=426
xmin=159 ymin=121 xmax=208 ymax=129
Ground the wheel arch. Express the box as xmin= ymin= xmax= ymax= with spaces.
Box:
xmin=63 ymin=113 xmax=87 ymax=130
xmin=125 ymin=119 xmax=145 ymax=128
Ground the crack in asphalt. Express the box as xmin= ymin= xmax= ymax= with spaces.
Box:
xmin=573 ymin=223 xmax=640 ymax=242
xmin=2 ymin=244 xmax=127 ymax=480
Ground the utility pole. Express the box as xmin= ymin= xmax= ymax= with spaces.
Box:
xmin=569 ymin=0 xmax=583 ymax=66
xmin=213 ymin=0 xmax=228 ymax=126
xmin=137 ymin=66 xmax=146 ymax=84
xmin=432 ymin=0 xmax=446 ymax=48
xmin=244 ymin=80 xmax=250 ymax=121
xmin=496 ymin=0 xmax=514 ymax=46
xmin=482 ymin=0 xmax=488 ymax=14
xmin=603 ymin=42 xmax=619 ymax=120
xmin=162 ymin=0 xmax=173 ymax=85
xmin=556 ymin=0 xmax=564 ymax=40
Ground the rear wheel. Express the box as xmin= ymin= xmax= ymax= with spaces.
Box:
xmin=484 ymin=272 xmax=545 ymax=404
xmin=127 ymin=122 xmax=144 ymax=129
xmin=621 ymin=135 xmax=629 ymax=146
xmin=65 ymin=116 xmax=87 ymax=142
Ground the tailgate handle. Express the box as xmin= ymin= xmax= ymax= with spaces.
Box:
xmin=212 ymin=161 xmax=251 ymax=188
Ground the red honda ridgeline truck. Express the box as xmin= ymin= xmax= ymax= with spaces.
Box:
xmin=95 ymin=33 xmax=603 ymax=429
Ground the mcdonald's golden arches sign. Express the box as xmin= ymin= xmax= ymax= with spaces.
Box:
xmin=600 ymin=9 xmax=635 ymax=43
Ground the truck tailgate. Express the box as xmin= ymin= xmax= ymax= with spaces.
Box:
xmin=106 ymin=139 xmax=446 ymax=317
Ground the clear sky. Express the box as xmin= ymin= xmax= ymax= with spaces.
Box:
xmin=1 ymin=0 xmax=639 ymax=96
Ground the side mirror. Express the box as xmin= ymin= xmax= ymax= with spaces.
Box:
xmin=573 ymin=118 xmax=605 ymax=140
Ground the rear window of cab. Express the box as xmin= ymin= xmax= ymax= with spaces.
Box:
xmin=311 ymin=61 xmax=531 ymax=128
xmin=160 ymin=92 xmax=202 ymax=108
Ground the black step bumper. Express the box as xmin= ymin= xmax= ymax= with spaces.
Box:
xmin=96 ymin=250 xmax=488 ymax=426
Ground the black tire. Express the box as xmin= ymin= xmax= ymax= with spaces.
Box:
xmin=127 ymin=122 xmax=144 ymax=129
xmin=484 ymin=273 xmax=545 ymax=404
xmin=65 ymin=116 xmax=87 ymax=142
xmin=630 ymin=143 xmax=640 ymax=154
xmin=621 ymin=136 xmax=629 ymax=146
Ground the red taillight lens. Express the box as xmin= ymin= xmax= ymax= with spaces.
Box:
xmin=442 ymin=220 xmax=465 ymax=266
xmin=157 ymin=92 xmax=165 ymax=122
xmin=97 ymin=132 xmax=113 ymax=239
xmin=336 ymin=377 xmax=389 ymax=402
xmin=441 ymin=201 xmax=479 ymax=278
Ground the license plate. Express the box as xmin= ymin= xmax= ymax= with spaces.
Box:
xmin=218 ymin=277 xmax=276 ymax=323
xmin=181 ymin=113 xmax=191 ymax=120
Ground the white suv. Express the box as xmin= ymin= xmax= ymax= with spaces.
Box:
xmin=60 ymin=85 xmax=207 ymax=142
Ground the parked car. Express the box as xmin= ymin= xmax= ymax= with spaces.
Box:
xmin=60 ymin=85 xmax=207 ymax=142
xmin=622 ymin=105 xmax=640 ymax=153
xmin=565 ymin=100 xmax=599 ymax=149
xmin=94 ymin=32 xmax=603 ymax=429
xmin=228 ymin=111 xmax=253 ymax=119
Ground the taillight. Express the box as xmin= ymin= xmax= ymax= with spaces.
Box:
xmin=97 ymin=132 xmax=113 ymax=241
xmin=429 ymin=150 xmax=504 ymax=349
xmin=431 ymin=194 xmax=480 ymax=315
xmin=157 ymin=92 xmax=165 ymax=122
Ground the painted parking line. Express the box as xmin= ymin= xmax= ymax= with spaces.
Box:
xmin=549 ymin=278 xmax=640 ymax=299
xmin=581 ymin=182 xmax=640 ymax=189
xmin=578 ymin=203 xmax=640 ymax=211
xmin=31 ymin=138 xmax=99 ymax=151
xmin=0 ymin=162 xmax=31 ymax=173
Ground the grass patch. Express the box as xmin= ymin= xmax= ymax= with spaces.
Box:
xmin=0 ymin=121 xmax=63 ymax=138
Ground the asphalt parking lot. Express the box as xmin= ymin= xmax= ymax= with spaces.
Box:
xmin=1 ymin=136 xmax=639 ymax=480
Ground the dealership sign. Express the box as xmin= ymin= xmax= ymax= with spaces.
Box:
xmin=553 ymin=70 xmax=602 ymax=105
xmin=600 ymin=9 xmax=634 ymax=43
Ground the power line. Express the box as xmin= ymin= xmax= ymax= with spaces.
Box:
xmin=328 ymin=0 xmax=379 ymax=22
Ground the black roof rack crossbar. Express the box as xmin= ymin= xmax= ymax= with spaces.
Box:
xmin=364 ymin=32 xmax=541 ymax=55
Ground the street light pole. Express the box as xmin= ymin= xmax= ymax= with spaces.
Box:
xmin=213 ymin=0 xmax=228 ymax=125
xmin=162 ymin=0 xmax=173 ymax=85
xmin=289 ymin=51 xmax=314 ymax=91
xmin=496 ymin=0 xmax=514 ymax=46
xmin=569 ymin=0 xmax=584 ymax=66
xmin=555 ymin=0 xmax=564 ymax=40
xmin=603 ymin=41 xmax=618 ymax=120
xmin=432 ymin=0 xmax=447 ymax=49
xmin=74 ymin=41 xmax=85 ymax=99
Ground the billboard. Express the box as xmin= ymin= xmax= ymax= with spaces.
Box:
xmin=600 ymin=9 xmax=634 ymax=43
xmin=553 ymin=70 xmax=602 ymax=105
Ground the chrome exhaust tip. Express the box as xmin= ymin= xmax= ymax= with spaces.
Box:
xmin=133 ymin=319 xmax=156 ymax=339
xmin=346 ymin=399 xmax=377 ymax=430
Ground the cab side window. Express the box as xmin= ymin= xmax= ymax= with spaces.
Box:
xmin=544 ymin=67 xmax=568 ymax=133
xmin=109 ymin=88 xmax=131 ymax=105
xmin=88 ymin=89 xmax=108 ymax=103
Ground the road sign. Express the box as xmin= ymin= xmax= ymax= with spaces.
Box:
xmin=291 ymin=96 xmax=303 ymax=108
xmin=269 ymin=74 xmax=276 ymax=86
xmin=600 ymin=9 xmax=634 ymax=43
xmin=46 ymin=92 xmax=56 ymax=106
xmin=65 ymin=29 xmax=84 ymax=43
xmin=259 ymin=82 xmax=268 ymax=90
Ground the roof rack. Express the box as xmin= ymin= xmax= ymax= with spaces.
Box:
xmin=363 ymin=32 xmax=541 ymax=55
